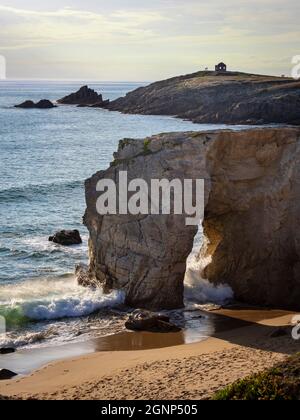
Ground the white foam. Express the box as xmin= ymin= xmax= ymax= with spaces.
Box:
xmin=0 ymin=276 xmax=125 ymax=321
xmin=184 ymin=226 xmax=233 ymax=305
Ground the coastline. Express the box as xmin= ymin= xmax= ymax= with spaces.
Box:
xmin=1 ymin=308 xmax=298 ymax=400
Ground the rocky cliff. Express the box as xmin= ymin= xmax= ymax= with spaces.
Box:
xmin=84 ymin=128 xmax=300 ymax=310
xmin=107 ymin=71 xmax=300 ymax=125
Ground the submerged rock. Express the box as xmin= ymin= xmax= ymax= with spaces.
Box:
xmin=84 ymin=128 xmax=300 ymax=310
xmin=15 ymin=99 xmax=56 ymax=109
xmin=58 ymin=85 xmax=109 ymax=106
xmin=49 ymin=230 xmax=82 ymax=246
xmin=125 ymin=310 xmax=181 ymax=333
xmin=0 ymin=369 xmax=17 ymax=380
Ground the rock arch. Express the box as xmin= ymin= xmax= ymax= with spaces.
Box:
xmin=84 ymin=128 xmax=300 ymax=310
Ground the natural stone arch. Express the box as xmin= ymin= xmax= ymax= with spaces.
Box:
xmin=84 ymin=128 xmax=300 ymax=310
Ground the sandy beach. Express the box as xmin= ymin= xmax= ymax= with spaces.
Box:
xmin=0 ymin=308 xmax=299 ymax=400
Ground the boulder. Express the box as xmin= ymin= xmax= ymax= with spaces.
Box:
xmin=0 ymin=348 xmax=15 ymax=355
xmin=125 ymin=310 xmax=181 ymax=333
xmin=0 ymin=369 xmax=17 ymax=380
xmin=49 ymin=230 xmax=82 ymax=246
xmin=15 ymin=99 xmax=56 ymax=109
xmin=57 ymin=86 xmax=108 ymax=106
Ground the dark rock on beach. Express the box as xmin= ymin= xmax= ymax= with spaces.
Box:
xmin=125 ymin=310 xmax=181 ymax=333
xmin=58 ymin=85 xmax=109 ymax=107
xmin=107 ymin=70 xmax=300 ymax=125
xmin=49 ymin=230 xmax=82 ymax=246
xmin=15 ymin=99 xmax=56 ymax=109
xmin=0 ymin=348 xmax=15 ymax=355
xmin=0 ymin=369 xmax=17 ymax=380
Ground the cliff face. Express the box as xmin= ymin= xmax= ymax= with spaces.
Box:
xmin=107 ymin=71 xmax=300 ymax=125
xmin=84 ymin=128 xmax=300 ymax=310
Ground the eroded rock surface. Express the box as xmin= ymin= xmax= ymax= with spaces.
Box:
xmin=84 ymin=128 xmax=300 ymax=310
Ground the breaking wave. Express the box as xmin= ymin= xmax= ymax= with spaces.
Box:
xmin=184 ymin=226 xmax=233 ymax=306
xmin=0 ymin=276 xmax=125 ymax=324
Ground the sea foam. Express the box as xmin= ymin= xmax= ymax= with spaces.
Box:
xmin=184 ymin=226 xmax=233 ymax=305
xmin=0 ymin=276 xmax=124 ymax=323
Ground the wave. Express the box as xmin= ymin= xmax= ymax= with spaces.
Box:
xmin=0 ymin=327 xmax=59 ymax=349
xmin=184 ymin=224 xmax=233 ymax=306
xmin=0 ymin=179 xmax=83 ymax=203
xmin=184 ymin=252 xmax=233 ymax=305
xmin=0 ymin=276 xmax=125 ymax=324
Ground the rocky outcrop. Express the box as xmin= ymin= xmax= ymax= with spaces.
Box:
xmin=57 ymin=86 xmax=109 ymax=106
xmin=107 ymin=71 xmax=300 ymax=125
xmin=49 ymin=230 xmax=82 ymax=246
xmin=15 ymin=99 xmax=56 ymax=109
xmin=84 ymin=128 xmax=300 ymax=310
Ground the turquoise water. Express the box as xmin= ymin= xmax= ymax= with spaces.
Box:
xmin=0 ymin=81 xmax=250 ymax=349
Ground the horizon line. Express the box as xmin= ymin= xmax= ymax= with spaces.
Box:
xmin=0 ymin=78 xmax=151 ymax=83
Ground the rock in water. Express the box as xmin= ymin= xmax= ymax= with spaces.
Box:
xmin=14 ymin=100 xmax=36 ymax=108
xmin=57 ymin=85 xmax=109 ymax=106
xmin=35 ymin=99 xmax=56 ymax=109
xmin=125 ymin=310 xmax=181 ymax=333
xmin=90 ymin=100 xmax=110 ymax=108
xmin=84 ymin=128 xmax=300 ymax=310
xmin=15 ymin=99 xmax=56 ymax=109
xmin=0 ymin=348 xmax=15 ymax=355
xmin=0 ymin=369 xmax=17 ymax=380
xmin=49 ymin=230 xmax=82 ymax=246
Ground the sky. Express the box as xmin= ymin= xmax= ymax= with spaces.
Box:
xmin=0 ymin=0 xmax=299 ymax=81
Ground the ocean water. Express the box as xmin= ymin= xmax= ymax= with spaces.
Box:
xmin=0 ymin=80 xmax=246 ymax=350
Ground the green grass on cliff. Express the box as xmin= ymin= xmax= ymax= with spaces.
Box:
xmin=213 ymin=353 xmax=300 ymax=400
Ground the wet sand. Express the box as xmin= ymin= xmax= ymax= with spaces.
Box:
xmin=0 ymin=308 xmax=249 ymax=375
xmin=0 ymin=308 xmax=299 ymax=400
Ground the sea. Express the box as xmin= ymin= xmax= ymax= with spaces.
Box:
xmin=0 ymin=80 xmax=249 ymax=351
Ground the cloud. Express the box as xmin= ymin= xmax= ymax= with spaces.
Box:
xmin=0 ymin=1 xmax=299 ymax=79
xmin=0 ymin=4 xmax=170 ymax=50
